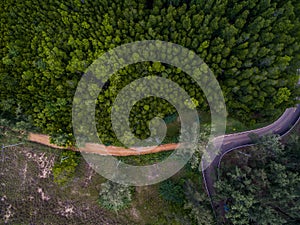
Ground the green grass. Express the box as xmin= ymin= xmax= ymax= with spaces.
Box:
xmin=117 ymin=150 xmax=173 ymax=166
xmin=164 ymin=109 xmax=282 ymax=138
xmin=225 ymin=117 xmax=270 ymax=134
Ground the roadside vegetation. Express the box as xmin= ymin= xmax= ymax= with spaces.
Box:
xmin=215 ymin=131 xmax=300 ymax=224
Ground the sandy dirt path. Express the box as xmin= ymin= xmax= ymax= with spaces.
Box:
xmin=28 ymin=133 xmax=180 ymax=156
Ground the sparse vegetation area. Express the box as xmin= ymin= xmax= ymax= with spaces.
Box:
xmin=0 ymin=130 xmax=216 ymax=224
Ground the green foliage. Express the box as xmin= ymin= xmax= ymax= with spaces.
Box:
xmin=183 ymin=179 xmax=216 ymax=225
xmin=0 ymin=125 xmax=26 ymax=144
xmin=98 ymin=180 xmax=133 ymax=212
xmin=159 ymin=179 xmax=185 ymax=205
xmin=284 ymin=134 xmax=300 ymax=171
xmin=188 ymin=123 xmax=211 ymax=170
xmin=118 ymin=150 xmax=172 ymax=166
xmin=249 ymin=133 xmax=284 ymax=163
xmin=275 ymin=87 xmax=291 ymax=105
xmin=184 ymin=98 xmax=199 ymax=110
xmin=0 ymin=101 xmax=36 ymax=132
xmin=0 ymin=0 xmax=299 ymax=145
xmin=50 ymin=129 xmax=75 ymax=147
xmin=52 ymin=150 xmax=80 ymax=185
xmin=215 ymin=134 xmax=300 ymax=224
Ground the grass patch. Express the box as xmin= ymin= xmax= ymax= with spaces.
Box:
xmin=117 ymin=150 xmax=173 ymax=166
xmin=164 ymin=109 xmax=275 ymax=140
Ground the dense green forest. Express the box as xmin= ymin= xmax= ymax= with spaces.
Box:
xmin=0 ymin=0 xmax=299 ymax=146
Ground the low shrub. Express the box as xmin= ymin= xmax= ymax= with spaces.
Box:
xmin=52 ymin=150 xmax=80 ymax=185
xmin=99 ymin=180 xmax=134 ymax=212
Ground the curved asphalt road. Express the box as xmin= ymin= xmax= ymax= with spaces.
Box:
xmin=201 ymin=101 xmax=300 ymax=219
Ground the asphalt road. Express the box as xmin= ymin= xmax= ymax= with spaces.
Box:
xmin=201 ymin=103 xmax=300 ymax=219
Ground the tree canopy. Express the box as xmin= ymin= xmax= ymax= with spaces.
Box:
xmin=0 ymin=0 xmax=299 ymax=145
xmin=215 ymin=134 xmax=300 ymax=224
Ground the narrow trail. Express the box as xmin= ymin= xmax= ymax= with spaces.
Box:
xmin=28 ymin=133 xmax=180 ymax=156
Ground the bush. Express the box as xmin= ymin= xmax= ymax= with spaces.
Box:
xmin=159 ymin=179 xmax=185 ymax=205
xmin=98 ymin=180 xmax=133 ymax=212
xmin=52 ymin=150 xmax=80 ymax=185
xmin=50 ymin=129 xmax=74 ymax=147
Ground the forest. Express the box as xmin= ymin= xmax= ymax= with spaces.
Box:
xmin=1 ymin=0 xmax=300 ymax=224
xmin=1 ymin=0 xmax=300 ymax=146
xmin=215 ymin=133 xmax=300 ymax=224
